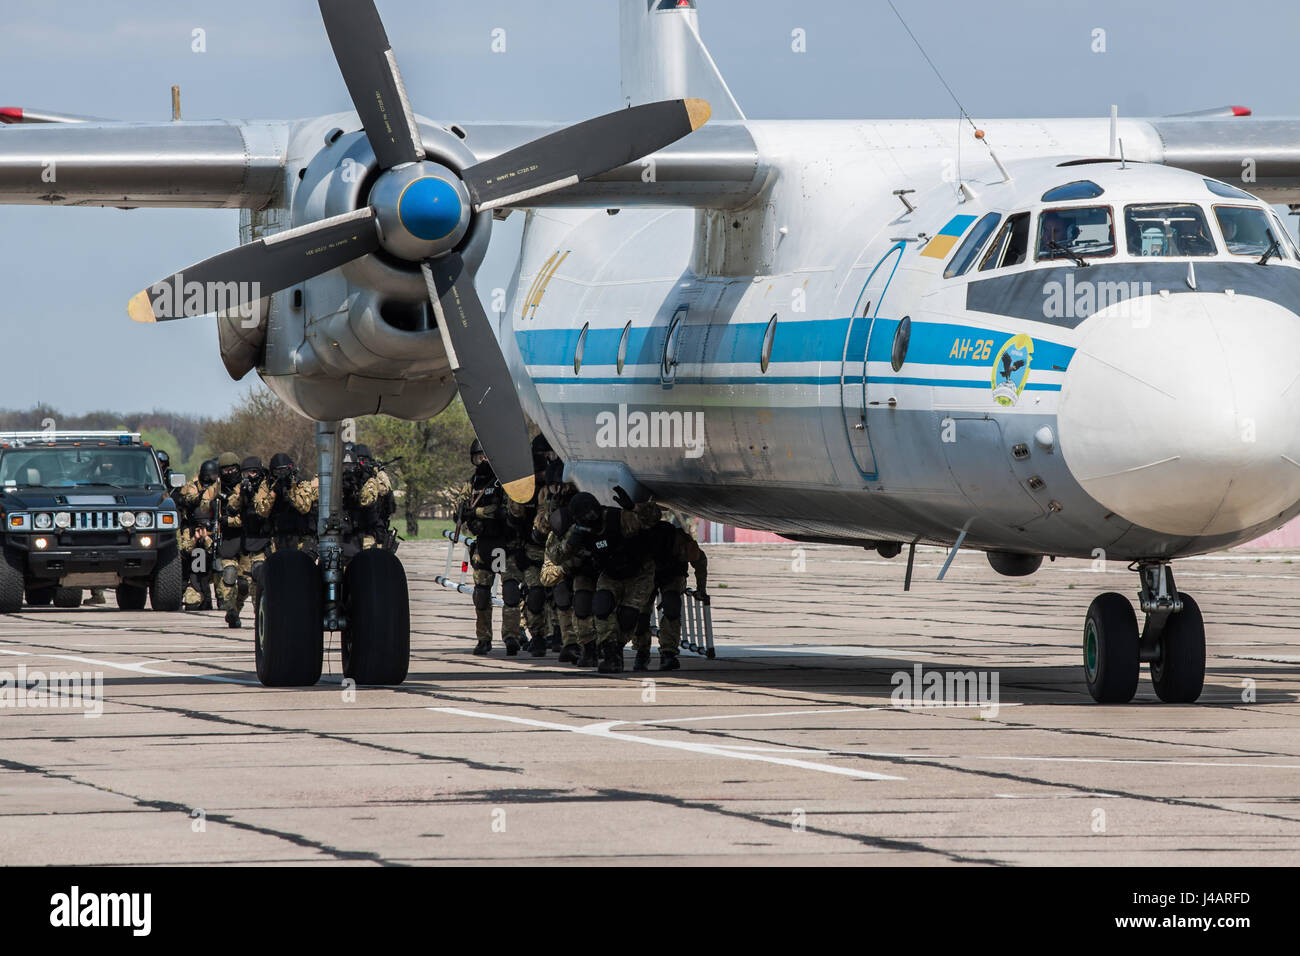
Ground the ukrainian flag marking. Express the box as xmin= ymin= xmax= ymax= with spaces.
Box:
xmin=920 ymin=214 xmax=977 ymax=259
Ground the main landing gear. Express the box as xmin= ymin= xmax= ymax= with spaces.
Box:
xmin=254 ymin=421 xmax=410 ymax=688
xmin=1083 ymin=561 xmax=1205 ymax=704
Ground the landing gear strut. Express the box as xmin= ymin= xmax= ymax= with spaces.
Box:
xmin=1082 ymin=561 xmax=1205 ymax=704
xmin=253 ymin=420 xmax=411 ymax=687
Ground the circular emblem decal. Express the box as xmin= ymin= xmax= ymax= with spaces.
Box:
xmin=991 ymin=333 xmax=1034 ymax=407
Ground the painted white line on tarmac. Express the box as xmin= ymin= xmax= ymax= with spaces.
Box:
xmin=429 ymin=706 xmax=905 ymax=781
xmin=628 ymin=707 xmax=869 ymax=725
xmin=0 ymin=647 xmax=260 ymax=685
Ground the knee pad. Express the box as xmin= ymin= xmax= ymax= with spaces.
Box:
xmin=616 ymin=604 xmax=640 ymax=633
xmin=472 ymin=585 xmax=493 ymax=610
xmin=592 ymin=589 xmax=616 ymax=619
xmin=221 ymin=564 xmax=238 ymax=588
xmin=502 ymin=579 xmax=523 ymax=607
xmin=661 ymin=589 xmax=683 ymax=621
xmin=573 ymin=589 xmax=593 ymax=620
xmin=552 ymin=579 xmax=572 ymax=610
xmin=526 ymin=586 xmax=546 ymax=614
xmin=251 ymin=562 xmax=267 ymax=590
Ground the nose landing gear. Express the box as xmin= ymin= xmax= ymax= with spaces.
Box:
xmin=1082 ymin=561 xmax=1205 ymax=703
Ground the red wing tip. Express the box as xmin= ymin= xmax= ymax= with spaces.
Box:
xmin=0 ymin=107 xmax=23 ymax=124
xmin=1232 ymin=105 xmax=1252 ymax=116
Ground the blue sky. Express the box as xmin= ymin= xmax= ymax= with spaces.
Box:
xmin=3 ymin=0 xmax=1298 ymax=415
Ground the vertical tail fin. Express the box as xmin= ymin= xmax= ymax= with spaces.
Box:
xmin=620 ymin=1 xmax=744 ymax=120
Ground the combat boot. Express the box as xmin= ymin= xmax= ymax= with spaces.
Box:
xmin=473 ymin=639 xmax=491 ymax=656
xmin=225 ymin=607 xmax=241 ymax=629
xmin=578 ymin=643 xmax=598 ymax=668
xmin=658 ymin=651 xmax=680 ymax=671
xmin=597 ymin=640 xmax=624 ymax=674
xmin=558 ymin=643 xmax=581 ymax=664
xmin=548 ymin=628 xmax=562 ymax=652
xmin=632 ymin=648 xmax=651 ymax=671
xmin=505 ymin=637 xmax=521 ymax=656
xmin=527 ymin=633 xmax=548 ymax=657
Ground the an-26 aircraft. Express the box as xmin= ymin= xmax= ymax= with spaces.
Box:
xmin=4 ymin=0 xmax=1300 ymax=703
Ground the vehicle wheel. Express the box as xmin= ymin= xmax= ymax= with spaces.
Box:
xmin=1151 ymin=592 xmax=1205 ymax=703
xmin=255 ymin=550 xmax=323 ymax=687
xmin=25 ymin=586 xmax=55 ymax=607
xmin=53 ymin=587 xmax=83 ymax=609
xmin=115 ymin=584 xmax=148 ymax=611
xmin=0 ymin=550 xmax=24 ymax=612
xmin=149 ymin=546 xmax=183 ymax=611
xmin=342 ymin=549 xmax=410 ymax=685
xmin=1083 ymin=592 xmax=1139 ymax=703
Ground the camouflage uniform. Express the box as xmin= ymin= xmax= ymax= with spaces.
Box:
xmin=506 ymin=490 xmax=548 ymax=655
xmin=356 ymin=469 xmax=395 ymax=549
xmin=261 ymin=475 xmax=319 ymax=553
xmin=542 ymin=520 xmax=598 ymax=658
xmin=453 ymin=465 xmax=523 ymax=651
xmin=590 ymin=502 xmax=661 ymax=665
xmin=208 ymin=479 xmax=247 ymax=616
xmin=638 ymin=520 xmax=708 ymax=664
xmin=177 ymin=473 xmax=217 ymax=610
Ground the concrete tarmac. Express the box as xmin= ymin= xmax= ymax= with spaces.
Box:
xmin=2 ymin=541 xmax=1298 ymax=865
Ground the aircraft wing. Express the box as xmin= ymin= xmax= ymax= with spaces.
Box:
xmin=0 ymin=120 xmax=288 ymax=209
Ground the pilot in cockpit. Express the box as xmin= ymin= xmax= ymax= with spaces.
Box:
xmin=1038 ymin=211 xmax=1073 ymax=257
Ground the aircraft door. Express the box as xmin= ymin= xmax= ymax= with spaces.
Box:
xmin=840 ymin=242 xmax=904 ymax=478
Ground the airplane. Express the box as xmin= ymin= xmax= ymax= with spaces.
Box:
xmin=4 ymin=0 xmax=1300 ymax=704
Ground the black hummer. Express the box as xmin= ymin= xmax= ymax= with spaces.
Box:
xmin=0 ymin=432 xmax=183 ymax=611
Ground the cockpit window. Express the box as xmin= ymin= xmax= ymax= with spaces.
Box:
xmin=1204 ymin=178 xmax=1255 ymax=201
xmin=1214 ymin=205 xmax=1278 ymax=257
xmin=978 ymin=212 xmax=1030 ymax=271
xmin=944 ymin=212 xmax=1001 ymax=278
xmin=1124 ymin=204 xmax=1216 ymax=257
xmin=1041 ymin=180 xmax=1104 ymax=202
xmin=1036 ymin=206 xmax=1115 ymax=261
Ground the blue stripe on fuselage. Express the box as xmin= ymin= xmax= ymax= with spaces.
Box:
xmin=516 ymin=316 xmax=1076 ymax=381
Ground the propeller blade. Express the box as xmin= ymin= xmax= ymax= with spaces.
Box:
xmin=423 ymin=256 xmax=536 ymax=502
xmin=317 ymin=0 xmax=424 ymax=170
xmin=128 ymin=208 xmax=379 ymax=323
xmin=463 ymin=98 xmax=711 ymax=211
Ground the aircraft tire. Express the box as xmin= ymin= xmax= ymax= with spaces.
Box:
xmin=1083 ymin=592 xmax=1139 ymax=703
xmin=255 ymin=550 xmax=323 ymax=687
xmin=342 ymin=549 xmax=410 ymax=686
xmin=149 ymin=547 xmax=183 ymax=611
xmin=116 ymin=584 xmax=148 ymax=611
xmin=1150 ymin=592 xmax=1205 ymax=704
xmin=53 ymin=587 xmax=83 ymax=609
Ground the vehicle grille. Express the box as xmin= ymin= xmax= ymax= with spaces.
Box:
xmin=70 ymin=511 xmax=121 ymax=531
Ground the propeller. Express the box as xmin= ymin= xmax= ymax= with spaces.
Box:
xmin=126 ymin=0 xmax=711 ymax=501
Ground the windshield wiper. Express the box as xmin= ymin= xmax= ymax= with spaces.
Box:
xmin=1048 ymin=239 xmax=1089 ymax=267
xmin=1258 ymin=230 xmax=1280 ymax=265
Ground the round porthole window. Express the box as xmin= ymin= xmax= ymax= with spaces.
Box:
xmin=574 ymin=322 xmax=589 ymax=374
xmin=616 ymin=321 xmax=631 ymax=375
xmin=662 ymin=307 xmax=686 ymax=384
xmin=891 ymin=315 xmax=911 ymax=372
xmin=761 ymin=314 xmax=777 ymax=373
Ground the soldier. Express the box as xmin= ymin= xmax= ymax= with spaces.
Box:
xmin=207 ymin=452 xmax=249 ymax=628
xmin=637 ymin=516 xmax=708 ymax=671
xmin=177 ymin=458 xmax=219 ymax=611
xmin=238 ymin=456 xmax=274 ymax=610
xmin=507 ymin=434 xmax=557 ymax=657
xmin=155 ymin=449 xmax=172 ymax=486
xmin=452 ymin=440 xmax=524 ymax=656
xmin=260 ymin=452 xmax=319 ymax=553
xmin=341 ymin=444 xmax=396 ymax=551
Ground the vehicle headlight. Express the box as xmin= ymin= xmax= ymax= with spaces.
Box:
xmin=118 ymin=511 xmax=136 ymax=528
xmin=8 ymin=513 xmax=31 ymax=531
xmin=135 ymin=512 xmax=154 ymax=529
xmin=54 ymin=512 xmax=71 ymax=529
xmin=33 ymin=512 xmax=53 ymax=530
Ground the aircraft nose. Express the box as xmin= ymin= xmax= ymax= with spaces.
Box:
xmin=1058 ymin=291 xmax=1300 ymax=538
